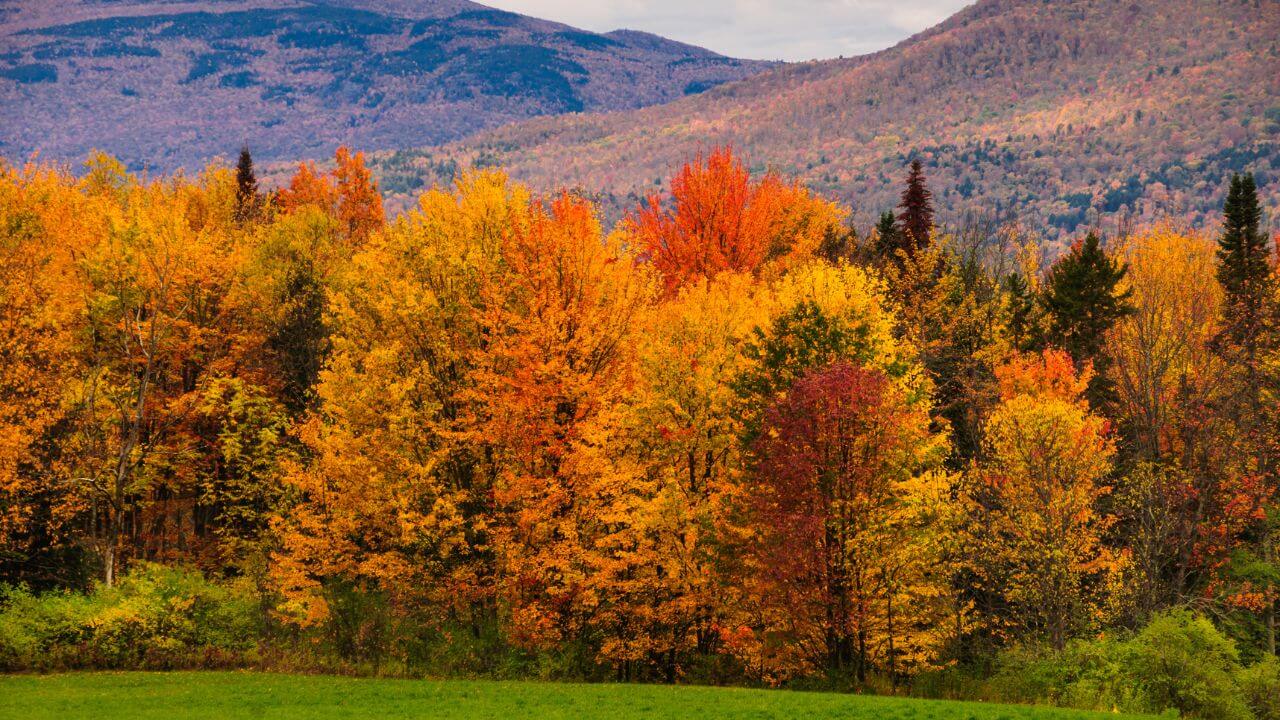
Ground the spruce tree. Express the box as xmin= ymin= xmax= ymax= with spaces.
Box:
xmin=268 ymin=262 xmax=329 ymax=414
xmin=818 ymin=224 xmax=854 ymax=264
xmin=234 ymin=146 xmax=259 ymax=221
xmin=1004 ymin=272 xmax=1040 ymax=352
xmin=873 ymin=210 xmax=900 ymax=265
xmin=1217 ymin=173 xmax=1273 ymax=349
xmin=1040 ymin=232 xmax=1133 ymax=409
xmin=897 ymin=158 xmax=935 ymax=254
xmin=1215 ymin=173 xmax=1278 ymax=657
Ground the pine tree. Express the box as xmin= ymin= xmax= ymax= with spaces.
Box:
xmin=897 ymin=159 xmax=935 ymax=254
xmin=268 ymin=262 xmax=329 ymax=414
xmin=1215 ymin=173 xmax=1279 ymax=657
xmin=234 ymin=146 xmax=259 ymax=221
xmin=873 ymin=210 xmax=901 ymax=267
xmin=1004 ymin=272 xmax=1040 ymax=352
xmin=818 ymin=224 xmax=855 ymax=264
xmin=1217 ymin=173 xmax=1273 ymax=349
xmin=1040 ymin=232 xmax=1133 ymax=409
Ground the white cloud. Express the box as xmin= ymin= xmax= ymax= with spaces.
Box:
xmin=480 ymin=0 xmax=975 ymax=61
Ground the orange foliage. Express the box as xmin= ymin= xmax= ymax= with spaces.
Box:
xmin=277 ymin=147 xmax=384 ymax=245
xmin=277 ymin=161 xmax=337 ymax=217
xmin=629 ymin=148 xmax=839 ymax=292
xmin=995 ymin=348 xmax=1092 ymax=404
xmin=4 ymin=147 xmax=1277 ymax=678
xmin=333 ymin=147 xmax=385 ymax=243
xmin=475 ymin=192 xmax=656 ymax=647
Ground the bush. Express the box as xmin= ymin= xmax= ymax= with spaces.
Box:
xmin=985 ymin=610 xmax=1253 ymax=720
xmin=1238 ymin=655 xmax=1280 ymax=720
xmin=986 ymin=636 xmax=1144 ymax=711
xmin=0 ymin=563 xmax=259 ymax=671
xmin=1122 ymin=610 xmax=1251 ymax=720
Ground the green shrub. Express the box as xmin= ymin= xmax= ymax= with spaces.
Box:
xmin=1238 ymin=655 xmax=1280 ymax=720
xmin=0 ymin=563 xmax=259 ymax=671
xmin=984 ymin=610 xmax=1253 ymax=720
xmin=0 ymin=585 xmax=94 ymax=670
xmin=1120 ymin=610 xmax=1251 ymax=720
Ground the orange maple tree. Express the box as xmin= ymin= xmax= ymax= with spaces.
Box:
xmin=629 ymin=148 xmax=839 ymax=292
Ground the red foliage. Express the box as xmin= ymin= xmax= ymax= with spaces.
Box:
xmin=749 ymin=360 xmax=932 ymax=671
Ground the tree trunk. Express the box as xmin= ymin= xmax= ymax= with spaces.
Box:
xmin=1268 ymin=531 xmax=1277 ymax=657
xmin=887 ymin=594 xmax=896 ymax=688
xmin=103 ymin=542 xmax=115 ymax=587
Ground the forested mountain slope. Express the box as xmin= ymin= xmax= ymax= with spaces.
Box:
xmin=0 ymin=0 xmax=774 ymax=169
xmin=377 ymin=0 xmax=1280 ymax=243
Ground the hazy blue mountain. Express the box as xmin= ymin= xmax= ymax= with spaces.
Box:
xmin=0 ymin=0 xmax=775 ymax=169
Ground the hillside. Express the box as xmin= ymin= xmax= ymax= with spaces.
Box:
xmin=377 ymin=0 xmax=1280 ymax=243
xmin=0 ymin=0 xmax=774 ymax=170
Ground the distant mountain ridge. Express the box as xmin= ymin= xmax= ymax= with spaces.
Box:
xmin=376 ymin=0 xmax=1280 ymax=244
xmin=0 ymin=0 xmax=775 ymax=169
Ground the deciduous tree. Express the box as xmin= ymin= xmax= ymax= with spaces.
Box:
xmin=630 ymin=148 xmax=839 ymax=292
xmin=963 ymin=350 xmax=1116 ymax=648
xmin=744 ymin=361 xmax=947 ymax=681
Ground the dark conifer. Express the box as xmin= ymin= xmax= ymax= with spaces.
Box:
xmin=1217 ymin=173 xmax=1273 ymax=349
xmin=1040 ymin=232 xmax=1133 ymax=409
xmin=873 ymin=211 xmax=900 ymax=265
xmin=1004 ymin=272 xmax=1040 ymax=352
xmin=897 ymin=159 xmax=935 ymax=253
xmin=268 ymin=263 xmax=329 ymax=414
xmin=234 ymin=146 xmax=259 ymax=221
xmin=1213 ymin=175 xmax=1279 ymax=658
xmin=818 ymin=224 xmax=854 ymax=264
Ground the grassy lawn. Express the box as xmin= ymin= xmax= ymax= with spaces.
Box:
xmin=0 ymin=672 xmax=1149 ymax=720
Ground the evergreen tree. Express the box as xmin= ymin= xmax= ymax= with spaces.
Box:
xmin=874 ymin=210 xmax=900 ymax=265
xmin=1214 ymin=173 xmax=1279 ymax=657
xmin=1040 ymin=232 xmax=1133 ymax=409
xmin=234 ymin=146 xmax=259 ymax=221
xmin=1004 ymin=272 xmax=1040 ymax=352
xmin=897 ymin=159 xmax=935 ymax=254
xmin=818 ymin=224 xmax=855 ymax=264
xmin=268 ymin=262 xmax=329 ymax=414
xmin=1217 ymin=173 xmax=1273 ymax=349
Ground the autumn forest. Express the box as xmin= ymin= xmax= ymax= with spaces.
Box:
xmin=0 ymin=140 xmax=1277 ymax=718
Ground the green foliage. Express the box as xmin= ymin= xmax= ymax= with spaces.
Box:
xmin=740 ymin=302 xmax=873 ymax=396
xmin=0 ymin=564 xmax=259 ymax=671
xmin=1039 ymin=232 xmax=1133 ymax=407
xmin=737 ymin=298 xmax=911 ymax=413
xmin=1217 ymin=173 xmax=1274 ymax=348
xmin=1124 ymin=610 xmax=1251 ymax=720
xmin=1237 ymin=655 xmax=1280 ymax=720
xmin=874 ymin=210 xmax=900 ymax=264
xmin=195 ymin=378 xmax=292 ymax=559
xmin=990 ymin=610 xmax=1255 ymax=720
xmin=1004 ymin=272 xmax=1040 ymax=352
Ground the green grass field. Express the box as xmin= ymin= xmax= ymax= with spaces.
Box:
xmin=0 ymin=672 xmax=1150 ymax=720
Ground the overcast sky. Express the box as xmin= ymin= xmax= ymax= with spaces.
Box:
xmin=481 ymin=0 xmax=975 ymax=61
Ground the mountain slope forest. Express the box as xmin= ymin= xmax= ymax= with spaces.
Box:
xmin=0 ymin=0 xmax=773 ymax=169
xmin=1 ymin=143 xmax=1278 ymax=717
xmin=376 ymin=0 xmax=1280 ymax=245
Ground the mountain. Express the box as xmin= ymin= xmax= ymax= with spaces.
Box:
xmin=375 ymin=0 xmax=1280 ymax=244
xmin=0 ymin=0 xmax=774 ymax=170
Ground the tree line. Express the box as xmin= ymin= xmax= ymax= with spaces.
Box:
xmin=0 ymin=147 xmax=1277 ymax=688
